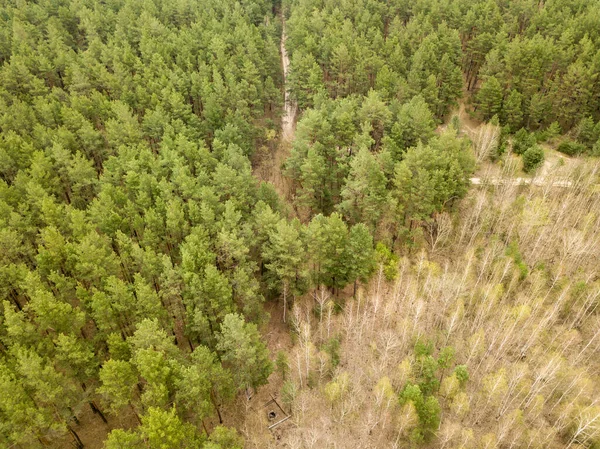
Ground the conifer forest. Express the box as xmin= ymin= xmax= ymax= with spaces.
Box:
xmin=0 ymin=0 xmax=599 ymax=448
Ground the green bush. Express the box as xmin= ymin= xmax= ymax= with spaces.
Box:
xmin=281 ymin=380 xmax=298 ymax=407
xmin=322 ymin=337 xmax=341 ymax=369
xmin=575 ymin=116 xmax=597 ymax=148
xmin=557 ymin=140 xmax=586 ymax=156
xmin=375 ymin=242 xmax=399 ymax=281
xmin=512 ymin=128 xmax=537 ymax=155
xmin=593 ymin=138 xmax=600 ymax=157
xmin=506 ymin=241 xmax=529 ymax=280
xmin=276 ymin=351 xmax=290 ymax=380
xmin=522 ymin=145 xmax=545 ymax=173
xmin=454 ymin=365 xmax=469 ymax=387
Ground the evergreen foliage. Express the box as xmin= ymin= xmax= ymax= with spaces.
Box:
xmin=0 ymin=0 xmax=599 ymax=447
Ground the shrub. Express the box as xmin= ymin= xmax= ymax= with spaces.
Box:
xmin=375 ymin=242 xmax=399 ymax=281
xmin=454 ymin=365 xmax=469 ymax=387
xmin=557 ymin=140 xmax=586 ymax=156
xmin=276 ymin=351 xmax=290 ymax=380
xmin=281 ymin=380 xmax=297 ymax=406
xmin=322 ymin=337 xmax=341 ymax=369
xmin=592 ymin=138 xmax=600 ymax=157
xmin=575 ymin=116 xmax=597 ymax=148
xmin=512 ymin=128 xmax=536 ymax=155
xmin=522 ymin=145 xmax=545 ymax=172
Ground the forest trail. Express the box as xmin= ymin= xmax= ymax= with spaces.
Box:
xmin=230 ymin=16 xmax=296 ymax=447
xmin=280 ymin=21 xmax=296 ymax=142
xmin=437 ymin=99 xmax=482 ymax=135
xmin=252 ymin=16 xmax=296 ymax=201
xmin=471 ymin=146 xmax=575 ymax=188
xmin=470 ymin=176 xmax=573 ymax=187
xmin=445 ymin=101 xmax=574 ymax=188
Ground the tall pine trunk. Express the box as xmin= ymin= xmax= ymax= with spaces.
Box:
xmin=67 ymin=424 xmax=84 ymax=449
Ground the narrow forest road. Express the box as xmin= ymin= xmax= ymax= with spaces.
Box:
xmin=280 ymin=22 xmax=296 ymax=142
xmin=232 ymin=16 xmax=296 ymax=445
xmin=444 ymin=102 xmax=574 ymax=188
xmin=470 ymin=176 xmax=573 ymax=187
xmin=230 ymin=24 xmax=298 ymax=444
xmin=253 ymin=17 xmax=296 ymax=201
xmin=260 ymin=15 xmax=296 ymax=335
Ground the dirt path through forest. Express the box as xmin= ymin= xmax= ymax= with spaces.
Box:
xmin=257 ymin=8 xmax=294 ymax=365
xmin=444 ymin=101 xmax=574 ymax=188
xmin=280 ymin=22 xmax=296 ymax=143
xmin=469 ymin=176 xmax=572 ymax=187
xmin=231 ymin=16 xmax=296 ymax=447
xmin=253 ymin=17 xmax=296 ymax=201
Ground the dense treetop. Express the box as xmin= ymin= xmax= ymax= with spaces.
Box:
xmin=285 ymin=0 xmax=600 ymax=129
xmin=0 ymin=0 xmax=286 ymax=446
xmin=0 ymin=0 xmax=599 ymax=447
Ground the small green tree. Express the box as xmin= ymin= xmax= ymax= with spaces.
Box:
xmin=454 ymin=365 xmax=469 ymax=387
xmin=375 ymin=243 xmax=399 ymax=281
xmin=204 ymin=426 xmax=243 ymax=449
xmin=139 ymin=407 xmax=201 ymax=449
xmin=512 ymin=128 xmax=537 ymax=155
xmin=216 ymin=314 xmax=272 ymax=392
xmin=97 ymin=360 xmax=138 ymax=416
xmin=175 ymin=346 xmax=234 ymax=425
xmin=275 ymin=351 xmax=290 ymax=381
xmin=263 ymin=219 xmax=307 ymax=322
xmin=420 ymin=396 xmax=441 ymax=441
xmin=338 ymin=147 xmax=388 ymax=228
xmin=103 ymin=429 xmax=142 ymax=449
xmin=503 ymin=89 xmax=523 ymax=131
xmin=522 ymin=146 xmax=545 ymax=173
xmin=477 ymin=76 xmax=503 ymax=120
xmin=398 ymin=383 xmax=441 ymax=443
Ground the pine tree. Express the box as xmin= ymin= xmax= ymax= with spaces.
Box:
xmin=477 ymin=76 xmax=503 ymax=120
xmin=393 ymin=133 xmax=475 ymax=229
xmin=216 ymin=313 xmax=273 ymax=392
xmin=139 ymin=407 xmax=201 ymax=449
xmin=298 ymin=146 xmax=330 ymax=214
xmin=287 ymin=51 xmax=325 ymax=110
xmin=503 ymin=89 xmax=524 ymax=131
xmin=263 ymin=219 xmax=307 ymax=322
xmin=0 ymin=362 xmax=55 ymax=447
xmin=436 ymin=54 xmax=463 ymax=118
xmin=576 ymin=116 xmax=597 ymax=149
xmin=338 ymin=147 xmax=388 ymax=229
xmin=345 ymin=224 xmax=375 ymax=296
xmin=103 ymin=429 xmax=142 ymax=449
xmin=175 ymin=346 xmax=234 ymax=425
xmin=205 ymin=426 xmax=244 ymax=449
xmin=358 ymin=90 xmax=392 ymax=148
xmin=97 ymin=360 xmax=138 ymax=415
xmin=384 ymin=95 xmax=436 ymax=160
xmin=319 ymin=213 xmax=351 ymax=292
